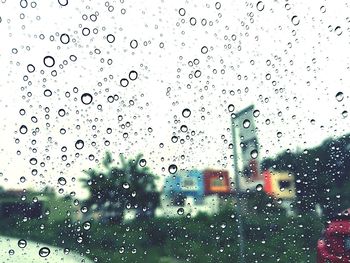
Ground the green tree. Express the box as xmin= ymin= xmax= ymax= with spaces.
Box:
xmin=81 ymin=152 xmax=159 ymax=223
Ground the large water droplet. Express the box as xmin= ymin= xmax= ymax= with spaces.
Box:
xmin=182 ymin=108 xmax=191 ymax=118
xmin=43 ymin=56 xmax=55 ymax=67
xmin=168 ymin=164 xmax=177 ymax=174
xmin=18 ymin=239 xmax=27 ymax=248
xmin=177 ymin=208 xmax=184 ymax=215
xmin=243 ymin=119 xmax=251 ymax=128
xmin=58 ymin=177 xmax=66 ymax=185
xmin=81 ymin=93 xmax=93 ymax=105
xmin=335 ymin=92 xmax=344 ymax=102
xmin=19 ymin=125 xmax=28 ymax=134
xmin=75 ymin=139 xmax=84 ymax=150
xmin=39 ymin=247 xmax=50 ymax=257
xmin=250 ymin=150 xmax=258 ymax=159
xmin=256 ymin=1 xmax=264 ymax=11
xmin=256 ymin=184 xmax=263 ymax=192
xmin=291 ymin=15 xmax=300 ymax=26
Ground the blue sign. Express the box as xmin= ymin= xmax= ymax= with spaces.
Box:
xmin=163 ymin=170 xmax=204 ymax=204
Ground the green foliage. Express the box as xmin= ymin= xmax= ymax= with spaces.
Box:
xmin=81 ymin=152 xmax=159 ymax=223
xmin=262 ymin=133 xmax=350 ymax=217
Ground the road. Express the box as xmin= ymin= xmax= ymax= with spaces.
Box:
xmin=0 ymin=236 xmax=93 ymax=263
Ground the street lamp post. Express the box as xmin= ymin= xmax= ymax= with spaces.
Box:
xmin=231 ymin=114 xmax=245 ymax=263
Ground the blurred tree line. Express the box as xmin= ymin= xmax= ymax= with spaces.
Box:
xmin=262 ymin=133 xmax=350 ymax=218
xmin=80 ymin=152 xmax=159 ymax=224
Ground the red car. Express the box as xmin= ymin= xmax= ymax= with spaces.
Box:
xmin=317 ymin=209 xmax=350 ymax=262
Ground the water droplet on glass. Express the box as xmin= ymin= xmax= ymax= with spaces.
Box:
xmin=18 ymin=239 xmax=27 ymax=248
xmin=129 ymin=70 xmax=138 ymax=81
xmin=256 ymin=184 xmax=263 ymax=192
xmin=39 ymin=247 xmax=50 ymax=257
xmin=75 ymin=139 xmax=84 ymax=150
xmin=81 ymin=93 xmax=93 ymax=105
xmin=256 ymin=1 xmax=264 ymax=11
xmin=182 ymin=108 xmax=191 ymax=118
xmin=335 ymin=92 xmax=344 ymax=102
xmin=83 ymin=221 xmax=91 ymax=230
xmin=130 ymin=39 xmax=138 ymax=49
xmin=243 ymin=119 xmax=250 ymax=128
xmin=291 ymin=15 xmax=300 ymax=26
xmin=228 ymin=104 xmax=235 ymax=112
xmin=43 ymin=56 xmax=55 ymax=67
xmin=177 ymin=208 xmax=184 ymax=215
xmin=179 ymin=8 xmax=186 ymax=16
xmin=139 ymin=159 xmax=147 ymax=167
xmin=58 ymin=0 xmax=68 ymax=6
xmin=19 ymin=125 xmax=28 ymax=134
xmin=123 ymin=182 xmax=130 ymax=189
xmin=106 ymin=34 xmax=115 ymax=43
xmin=250 ymin=149 xmax=258 ymax=159
xmin=168 ymin=164 xmax=177 ymax=174
xmin=334 ymin=26 xmax=342 ymax=36
xmin=58 ymin=177 xmax=66 ymax=185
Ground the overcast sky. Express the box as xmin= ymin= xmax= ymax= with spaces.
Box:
xmin=0 ymin=0 xmax=349 ymax=198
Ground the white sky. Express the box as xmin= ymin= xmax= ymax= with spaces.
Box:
xmin=0 ymin=0 xmax=349 ymax=198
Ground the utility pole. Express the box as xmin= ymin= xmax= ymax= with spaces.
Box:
xmin=231 ymin=114 xmax=245 ymax=263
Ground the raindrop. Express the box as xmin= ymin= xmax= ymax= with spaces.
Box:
xmin=27 ymin=64 xmax=35 ymax=73
xmin=250 ymin=149 xmax=258 ymax=159
xmin=43 ymin=56 xmax=55 ymax=67
xmin=39 ymin=247 xmax=50 ymax=257
xmin=58 ymin=109 xmax=66 ymax=117
xmin=291 ymin=15 xmax=300 ymax=26
xmin=129 ymin=70 xmax=138 ymax=80
xmin=256 ymin=184 xmax=263 ymax=191
xmin=253 ymin=110 xmax=260 ymax=117
xmin=277 ymin=131 xmax=282 ymax=138
xmin=20 ymin=0 xmax=28 ymax=8
xmin=81 ymin=93 xmax=93 ymax=105
xmin=256 ymin=1 xmax=264 ymax=11
xmin=189 ymin=17 xmax=197 ymax=26
xmin=334 ymin=26 xmax=343 ymax=36
xmin=8 ymin=249 xmax=15 ymax=256
xmin=194 ymin=70 xmax=201 ymax=78
xmin=75 ymin=139 xmax=84 ymax=150
xmin=29 ymin=158 xmax=37 ymax=165
xmin=106 ymin=34 xmax=115 ymax=43
xmin=83 ymin=221 xmax=91 ymax=230
xmin=180 ymin=125 xmax=188 ymax=132
xmin=177 ymin=208 xmax=184 ymax=215
xmin=168 ymin=164 xmax=177 ymax=174
xmin=335 ymin=92 xmax=344 ymax=102
xmin=19 ymin=125 xmax=28 ymax=134
xmin=120 ymin=78 xmax=129 ymax=87
xmin=179 ymin=8 xmax=186 ymax=16
xmin=228 ymin=104 xmax=235 ymax=112
xmin=130 ymin=39 xmax=138 ymax=49
xmin=243 ymin=119 xmax=250 ymax=128
xmin=58 ymin=177 xmax=66 ymax=185
xmin=320 ymin=6 xmax=326 ymax=13
xmin=60 ymin=33 xmax=70 ymax=44
xmin=182 ymin=108 xmax=191 ymax=118
xmin=44 ymin=89 xmax=52 ymax=97
xmin=201 ymin=46 xmax=208 ymax=54
xmin=18 ymin=239 xmax=27 ymax=248
xmin=342 ymin=110 xmax=348 ymax=118
xmin=123 ymin=182 xmax=130 ymax=189
xmin=139 ymin=159 xmax=147 ymax=167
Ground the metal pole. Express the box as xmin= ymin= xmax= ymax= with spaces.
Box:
xmin=231 ymin=115 xmax=245 ymax=263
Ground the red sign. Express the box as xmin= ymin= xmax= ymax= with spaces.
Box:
xmin=203 ymin=170 xmax=230 ymax=195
